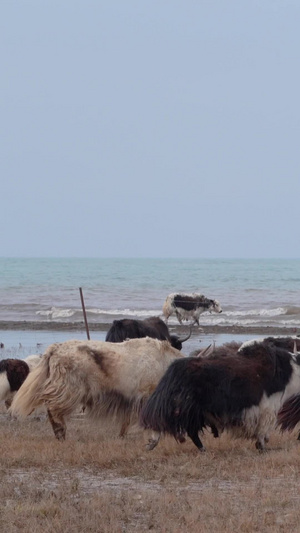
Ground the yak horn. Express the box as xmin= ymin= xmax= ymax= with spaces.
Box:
xmin=178 ymin=326 xmax=193 ymax=343
xmin=196 ymin=344 xmax=213 ymax=358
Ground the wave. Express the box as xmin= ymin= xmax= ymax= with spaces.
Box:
xmin=36 ymin=307 xmax=76 ymax=319
xmin=224 ymin=307 xmax=299 ymax=317
xmin=0 ymin=304 xmax=299 ymax=330
xmin=199 ymin=316 xmax=300 ymax=327
xmin=285 ymin=306 xmax=300 ymax=315
xmin=35 ymin=306 xmax=162 ymax=321
xmin=35 ymin=305 xmax=300 ymax=320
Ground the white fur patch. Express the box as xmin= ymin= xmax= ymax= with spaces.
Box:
xmin=24 ymin=354 xmax=43 ymax=371
xmin=241 ymin=360 xmax=300 ymax=441
xmin=238 ymin=339 xmax=262 ymax=352
xmin=0 ymin=372 xmax=10 ymax=401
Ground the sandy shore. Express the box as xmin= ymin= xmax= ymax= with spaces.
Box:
xmin=0 ymin=320 xmax=298 ymax=337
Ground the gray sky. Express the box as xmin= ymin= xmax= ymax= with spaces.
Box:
xmin=1 ymin=1 xmax=299 ymax=258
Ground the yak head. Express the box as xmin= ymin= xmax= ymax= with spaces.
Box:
xmin=209 ymin=300 xmax=222 ymax=314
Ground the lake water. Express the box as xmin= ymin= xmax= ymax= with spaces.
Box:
xmin=0 ymin=257 xmax=299 ymax=356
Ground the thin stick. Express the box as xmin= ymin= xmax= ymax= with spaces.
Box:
xmin=79 ymin=287 xmax=90 ymax=340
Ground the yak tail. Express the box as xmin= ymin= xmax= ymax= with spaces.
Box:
xmin=140 ymin=358 xmax=203 ymax=438
xmin=140 ymin=361 xmax=179 ymax=435
xmin=277 ymin=394 xmax=300 ymax=432
xmin=10 ymin=355 xmax=50 ymax=417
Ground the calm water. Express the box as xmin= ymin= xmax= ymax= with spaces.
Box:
xmin=0 ymin=257 xmax=299 ymax=353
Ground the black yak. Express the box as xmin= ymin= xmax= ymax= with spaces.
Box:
xmin=105 ymin=316 xmax=191 ymax=350
xmin=140 ymin=337 xmax=300 ymax=452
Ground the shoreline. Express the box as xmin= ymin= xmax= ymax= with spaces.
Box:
xmin=0 ymin=320 xmax=298 ymax=337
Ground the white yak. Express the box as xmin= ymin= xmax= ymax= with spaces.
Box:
xmin=10 ymin=337 xmax=183 ymax=440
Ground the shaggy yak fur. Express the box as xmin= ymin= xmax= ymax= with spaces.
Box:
xmin=162 ymin=292 xmax=222 ymax=325
xmin=140 ymin=337 xmax=300 ymax=452
xmin=0 ymin=354 xmax=42 ymax=408
xmin=277 ymin=334 xmax=300 ymax=441
xmin=10 ymin=337 xmax=183 ymax=441
xmin=105 ymin=316 xmax=191 ymax=351
xmin=277 ymin=395 xmax=300 ymax=437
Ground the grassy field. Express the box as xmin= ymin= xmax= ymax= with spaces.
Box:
xmin=1 ymin=406 xmax=300 ymax=533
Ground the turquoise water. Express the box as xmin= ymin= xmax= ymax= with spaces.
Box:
xmin=0 ymin=330 xmax=263 ymax=359
xmin=0 ymin=257 xmax=299 ymax=355
xmin=0 ymin=257 xmax=299 ymax=327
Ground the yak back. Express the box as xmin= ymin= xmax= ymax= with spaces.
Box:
xmin=263 ymin=336 xmax=300 ymax=354
xmin=208 ymin=339 xmax=294 ymax=397
xmin=173 ymin=294 xmax=210 ymax=311
xmin=105 ymin=317 xmax=171 ymax=343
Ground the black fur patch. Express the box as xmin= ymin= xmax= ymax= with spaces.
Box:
xmin=84 ymin=347 xmax=111 ymax=377
xmin=0 ymin=359 xmax=30 ymax=392
xmin=173 ymin=294 xmax=210 ymax=311
xmin=263 ymin=336 xmax=300 ymax=354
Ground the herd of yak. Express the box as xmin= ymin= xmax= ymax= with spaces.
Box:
xmin=1 ymin=292 xmax=300 ymax=454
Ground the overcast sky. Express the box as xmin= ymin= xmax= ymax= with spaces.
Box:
xmin=1 ymin=1 xmax=299 ymax=258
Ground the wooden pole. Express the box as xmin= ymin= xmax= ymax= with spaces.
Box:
xmin=79 ymin=287 xmax=90 ymax=340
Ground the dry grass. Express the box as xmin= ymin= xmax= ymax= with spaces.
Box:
xmin=1 ymin=406 xmax=300 ymax=532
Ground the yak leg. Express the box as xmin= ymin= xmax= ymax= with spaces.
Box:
xmin=5 ymin=398 xmax=12 ymax=410
xmin=176 ymin=431 xmax=186 ymax=443
xmin=4 ymin=391 xmax=14 ymax=411
xmin=119 ymin=413 xmax=131 ymax=438
xmin=47 ymin=409 xmax=66 ymax=441
xmin=255 ymin=435 xmax=267 ymax=452
xmin=175 ymin=311 xmax=183 ymax=324
xmin=210 ymin=424 xmax=219 ymax=438
xmin=187 ymin=427 xmax=206 ymax=452
xmin=146 ymin=431 xmax=161 ymax=451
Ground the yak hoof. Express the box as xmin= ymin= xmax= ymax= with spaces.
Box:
xmin=146 ymin=439 xmax=159 ymax=451
xmin=177 ymin=433 xmax=186 ymax=444
xmin=211 ymin=426 xmax=219 ymax=438
xmin=54 ymin=429 xmax=66 ymax=441
xmin=255 ymin=440 xmax=265 ymax=452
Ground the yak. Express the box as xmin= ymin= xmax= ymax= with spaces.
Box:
xmin=0 ymin=354 xmax=42 ymax=408
xmin=10 ymin=337 xmax=183 ymax=441
xmin=162 ymin=293 xmax=222 ymax=325
xmin=105 ymin=316 xmax=191 ymax=350
xmin=140 ymin=337 xmax=300 ymax=452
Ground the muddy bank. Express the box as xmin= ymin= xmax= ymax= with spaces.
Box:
xmin=0 ymin=320 xmax=298 ymax=337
